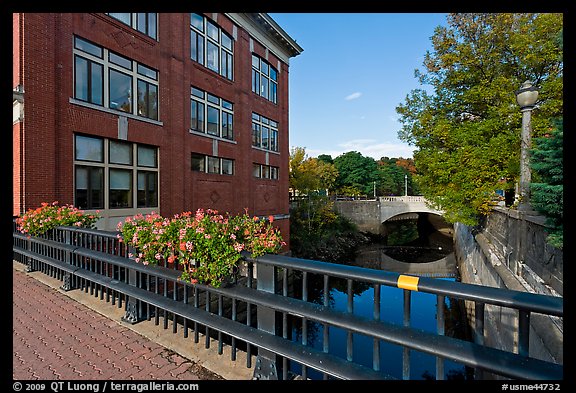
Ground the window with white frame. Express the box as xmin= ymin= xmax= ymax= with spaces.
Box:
xmin=191 ymin=153 xmax=234 ymax=176
xmin=190 ymin=13 xmax=233 ymax=80
xmin=106 ymin=13 xmax=158 ymax=40
xmin=252 ymin=163 xmax=279 ymax=180
xmin=251 ymin=113 xmax=278 ymax=152
xmin=73 ymin=36 xmax=159 ymax=121
xmin=191 ymin=86 xmax=234 ymax=140
xmin=74 ymin=134 xmax=159 ymax=210
xmin=252 ymin=54 xmax=278 ymax=104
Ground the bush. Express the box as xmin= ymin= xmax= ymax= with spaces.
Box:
xmin=16 ymin=201 xmax=100 ymax=236
xmin=118 ymin=208 xmax=285 ymax=287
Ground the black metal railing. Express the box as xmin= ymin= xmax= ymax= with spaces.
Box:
xmin=12 ymin=224 xmax=563 ymax=380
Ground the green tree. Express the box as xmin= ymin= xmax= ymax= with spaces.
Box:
xmin=396 ymin=13 xmax=563 ymax=225
xmin=333 ymin=151 xmax=379 ymax=195
xmin=530 ymin=118 xmax=563 ymax=249
xmin=290 ymin=147 xmax=338 ymax=195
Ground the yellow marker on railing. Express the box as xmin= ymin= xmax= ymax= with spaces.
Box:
xmin=397 ymin=275 xmax=419 ymax=291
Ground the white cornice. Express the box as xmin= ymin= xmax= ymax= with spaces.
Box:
xmin=225 ymin=13 xmax=302 ymax=65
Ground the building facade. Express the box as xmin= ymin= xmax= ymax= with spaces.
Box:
xmin=13 ymin=13 xmax=302 ymax=245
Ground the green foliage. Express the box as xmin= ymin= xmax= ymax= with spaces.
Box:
xmin=290 ymin=147 xmax=338 ymax=195
xmin=118 ymin=209 xmax=285 ymax=287
xmin=16 ymin=201 xmax=100 ymax=236
xmin=396 ymin=13 xmax=563 ymax=225
xmin=530 ymin=119 xmax=563 ymax=249
xmin=333 ymin=151 xmax=379 ymax=195
xmin=290 ymin=195 xmax=367 ymax=262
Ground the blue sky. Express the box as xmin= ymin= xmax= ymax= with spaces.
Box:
xmin=269 ymin=13 xmax=449 ymax=160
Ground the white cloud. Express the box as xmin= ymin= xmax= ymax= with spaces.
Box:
xmin=301 ymin=139 xmax=415 ymax=160
xmin=345 ymin=92 xmax=362 ymax=101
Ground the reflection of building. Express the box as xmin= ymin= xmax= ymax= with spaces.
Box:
xmin=13 ymin=13 xmax=302 ymax=242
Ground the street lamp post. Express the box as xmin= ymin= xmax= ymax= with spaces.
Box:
xmin=404 ymin=174 xmax=408 ymax=197
xmin=515 ymin=80 xmax=538 ymax=212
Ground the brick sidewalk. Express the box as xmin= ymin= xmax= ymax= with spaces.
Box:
xmin=13 ymin=267 xmax=224 ymax=380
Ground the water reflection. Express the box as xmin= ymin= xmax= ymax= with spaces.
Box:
xmin=286 ymin=214 xmax=473 ymax=380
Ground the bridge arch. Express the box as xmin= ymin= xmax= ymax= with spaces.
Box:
xmin=379 ymin=196 xmax=443 ymax=223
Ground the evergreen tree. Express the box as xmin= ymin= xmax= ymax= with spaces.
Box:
xmin=530 ymin=119 xmax=563 ymax=249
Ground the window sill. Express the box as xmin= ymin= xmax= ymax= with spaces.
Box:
xmin=189 ymin=129 xmax=237 ymax=144
xmin=252 ymin=146 xmax=280 ymax=155
xmin=69 ymin=98 xmax=164 ymax=126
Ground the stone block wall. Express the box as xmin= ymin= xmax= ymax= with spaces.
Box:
xmin=454 ymin=207 xmax=563 ymax=375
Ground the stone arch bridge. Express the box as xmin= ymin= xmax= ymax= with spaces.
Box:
xmin=333 ymin=196 xmax=444 ymax=235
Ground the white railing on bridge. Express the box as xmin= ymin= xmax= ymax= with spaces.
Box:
xmin=379 ymin=196 xmax=427 ymax=203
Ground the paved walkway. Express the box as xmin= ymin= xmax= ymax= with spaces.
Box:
xmin=13 ymin=265 xmax=225 ymax=380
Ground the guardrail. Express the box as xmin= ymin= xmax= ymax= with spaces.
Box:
xmin=12 ymin=224 xmax=563 ymax=380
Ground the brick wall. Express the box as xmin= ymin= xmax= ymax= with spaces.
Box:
xmin=13 ymin=13 xmax=292 ymax=248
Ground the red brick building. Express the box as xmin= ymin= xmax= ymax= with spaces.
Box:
xmin=13 ymin=13 xmax=302 ymax=244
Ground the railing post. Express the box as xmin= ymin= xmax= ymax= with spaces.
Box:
xmin=25 ymin=236 xmax=34 ymax=272
xmin=252 ymin=260 xmax=279 ymax=380
xmin=122 ymin=246 xmax=145 ymax=324
xmin=61 ymin=229 xmax=74 ymax=291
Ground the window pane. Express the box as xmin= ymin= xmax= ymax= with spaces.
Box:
xmin=148 ymin=13 xmax=157 ymax=39
xmin=261 ymin=116 xmax=269 ymax=125
xmin=75 ymin=135 xmax=103 ymax=162
xmin=221 ymin=33 xmax=232 ymax=50
xmin=109 ymin=69 xmax=132 ymax=113
xmin=138 ymin=145 xmax=157 ymax=167
xmin=270 ymin=130 xmax=278 ymax=152
xmin=206 ymin=41 xmax=219 ymax=72
xmin=270 ymin=67 xmax=277 ymax=81
xmin=74 ymin=37 xmax=102 ymax=58
xmin=251 ymin=69 xmax=258 ymax=93
xmin=137 ymin=80 xmax=158 ymax=120
xmin=137 ymin=64 xmax=157 ymax=80
xmin=137 ymin=171 xmax=158 ymax=207
xmin=191 ymin=31 xmax=199 ymax=62
xmin=207 ymin=93 xmax=219 ymax=104
xmin=110 ymin=140 xmax=132 ymax=165
xmin=75 ymin=56 xmax=88 ymax=101
xmin=252 ymin=55 xmax=260 ymax=69
xmin=261 ymin=127 xmax=269 ymax=149
xmin=76 ymin=166 xmax=88 ymax=190
xmin=207 ymin=156 xmax=220 ymax=174
xmin=207 ymin=106 xmax=219 ymax=135
xmin=252 ymin=123 xmax=261 ymax=147
xmin=271 ymin=167 xmax=278 ymax=180
xmin=221 ymin=159 xmax=233 ymax=175
xmin=222 ymin=113 xmax=233 ymax=140
xmin=191 ymin=100 xmax=204 ymax=131
xmin=109 ymin=169 xmax=132 ymax=208
xmin=109 ymin=52 xmax=132 ymax=70
xmin=148 ymin=83 xmax=158 ymax=120
xmin=191 ymin=87 xmax=204 ymax=98
xmin=270 ymin=82 xmax=277 ymax=104
xmin=262 ymin=165 xmax=270 ymax=179
xmin=137 ymin=13 xmax=147 ymax=34
xmin=226 ymin=53 xmax=233 ymax=80
xmin=191 ymin=13 xmax=204 ymax=31
xmin=261 ymin=75 xmax=268 ymax=99
xmin=90 ymin=167 xmax=104 ymax=208
xmin=252 ymin=113 xmax=260 ymax=121
xmin=110 ymin=169 xmax=131 ymax=189
xmin=206 ymin=20 xmax=219 ymax=41
xmin=109 ymin=13 xmax=131 ymax=26
xmin=191 ymin=153 xmax=205 ymax=172
xmin=91 ymin=62 xmax=103 ymax=105
xmin=222 ymin=100 xmax=233 ymax=110
xmin=261 ymin=61 xmax=269 ymax=76
xmin=253 ymin=164 xmax=261 ymax=178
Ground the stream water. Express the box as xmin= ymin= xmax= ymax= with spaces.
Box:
xmin=288 ymin=215 xmax=474 ymax=380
